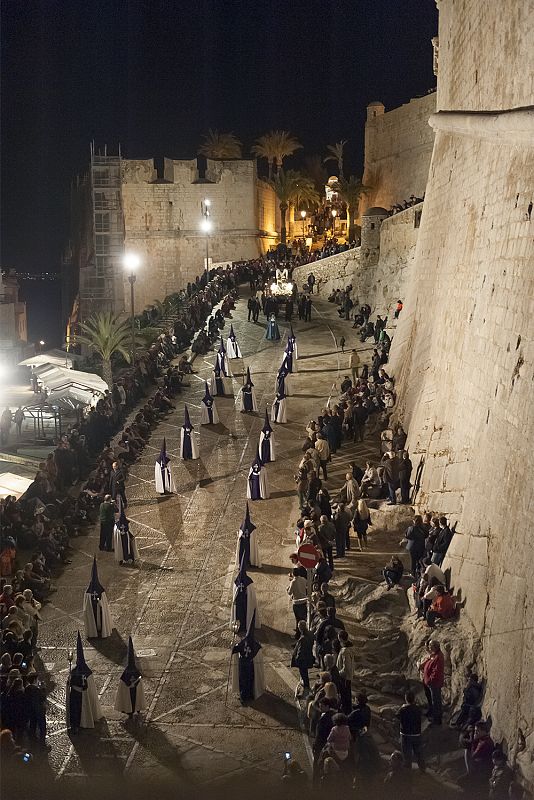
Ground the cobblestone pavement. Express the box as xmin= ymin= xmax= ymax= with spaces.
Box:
xmin=27 ymin=292 xmax=388 ymax=796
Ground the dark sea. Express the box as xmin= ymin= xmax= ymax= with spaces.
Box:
xmin=18 ymin=278 xmax=63 ymax=348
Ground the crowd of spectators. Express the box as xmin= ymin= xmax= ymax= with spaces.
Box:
xmin=0 ymin=265 xmax=243 ymax=763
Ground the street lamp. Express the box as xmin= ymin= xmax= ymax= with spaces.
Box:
xmin=123 ymin=252 xmax=141 ymax=364
xmin=331 ymin=208 xmax=338 ymax=237
xmin=300 ymin=209 xmax=307 ymax=239
xmin=38 ymin=340 xmax=45 ymax=353
xmin=200 ymin=200 xmax=212 ymax=277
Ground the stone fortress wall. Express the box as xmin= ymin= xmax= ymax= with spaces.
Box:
xmin=362 ymin=92 xmax=436 ymax=212
xmin=292 ymin=204 xmax=420 ymax=316
xmin=388 ymin=0 xmax=534 ymax=784
xmin=121 ymin=158 xmax=278 ymax=313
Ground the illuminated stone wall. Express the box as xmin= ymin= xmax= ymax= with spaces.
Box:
xmin=389 ymin=0 xmax=534 ymax=782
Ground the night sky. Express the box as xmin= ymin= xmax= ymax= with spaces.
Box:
xmin=1 ymin=0 xmax=438 ymax=275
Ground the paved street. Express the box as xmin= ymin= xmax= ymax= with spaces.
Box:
xmin=31 ymin=292 xmax=387 ymax=795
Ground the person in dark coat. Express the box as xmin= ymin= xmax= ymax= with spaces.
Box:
xmin=25 ymin=674 xmax=47 ymax=743
xmin=398 ymin=451 xmax=413 ymax=504
xmin=432 ymin=517 xmax=453 ymax=566
xmin=403 ymin=515 xmax=427 ymax=577
xmin=291 ymin=621 xmax=315 ymax=691
xmin=312 ymin=699 xmax=335 ymax=784
xmin=383 ymin=451 xmax=400 ymax=505
xmin=98 ymin=494 xmax=115 ymax=551
xmin=110 ymin=461 xmax=127 ymax=507
xmin=351 ymin=401 xmax=368 ymax=443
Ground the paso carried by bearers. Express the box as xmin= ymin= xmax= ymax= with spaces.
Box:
xmin=113 ymin=497 xmax=139 ymax=565
xmin=259 ymin=409 xmax=275 ymax=463
xmin=236 ymin=502 xmax=262 ymax=569
xmin=231 ymin=554 xmax=261 ymax=633
xmin=247 ymin=450 xmax=269 ymax=500
xmin=114 ymin=636 xmax=147 ymax=717
xmin=154 ymin=437 xmax=177 ymax=494
xmin=66 ymin=631 xmax=103 ymax=732
xmin=200 ymin=381 xmax=219 ymax=424
xmin=226 ymin=324 xmax=242 ymax=359
xmin=180 ymin=405 xmax=199 ymax=460
xmin=231 ymin=611 xmax=265 ymax=705
xmin=83 ymin=557 xmax=113 ymax=639
xmin=239 ymin=367 xmax=258 ymax=413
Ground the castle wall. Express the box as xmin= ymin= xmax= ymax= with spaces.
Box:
xmin=362 ymin=93 xmax=436 ymax=212
xmin=121 ymin=159 xmax=271 ymax=312
xmin=389 ymin=0 xmax=534 ymax=779
xmin=292 ymin=204 xmax=420 ymax=315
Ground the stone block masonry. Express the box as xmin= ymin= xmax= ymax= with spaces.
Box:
xmin=388 ymin=0 xmax=534 ymax=785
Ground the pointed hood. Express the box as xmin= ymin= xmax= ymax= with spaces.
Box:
xmin=158 ymin=437 xmax=170 ymax=466
xmin=120 ymin=636 xmax=142 ymax=684
xmin=234 ymin=551 xmax=253 ymax=591
xmin=278 ymin=359 xmax=289 ymax=377
xmin=261 ymin=409 xmax=273 ymax=434
xmin=229 ymin=324 xmax=236 ymax=340
xmin=202 ymin=381 xmax=213 ymax=403
xmin=72 ymin=630 xmax=92 ymax=677
xmin=86 ymin=557 xmax=105 ymax=597
xmin=289 ymin=324 xmax=296 ymax=342
xmin=183 ymin=404 xmax=193 ymax=430
xmin=240 ymin=502 xmax=256 ymax=535
xmin=213 ymin=356 xmax=221 ymax=376
xmin=217 ymin=352 xmax=228 ymax=376
xmin=245 ymin=366 xmax=254 ymax=387
xmin=218 ymin=336 xmax=226 ymax=354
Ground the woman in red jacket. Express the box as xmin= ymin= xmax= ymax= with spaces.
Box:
xmin=420 ymin=640 xmax=445 ymax=724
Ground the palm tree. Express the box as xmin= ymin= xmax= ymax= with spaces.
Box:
xmin=304 ymin=154 xmax=329 ymax=193
xmin=269 ymin=170 xmax=317 ymax=245
xmin=324 ymin=140 xmax=348 ymax=178
xmin=252 ymin=130 xmax=301 ymax=178
xmin=338 ymin=176 xmax=369 ymax=242
xmin=77 ymin=311 xmax=137 ymax=388
xmin=198 ymin=129 xmax=242 ymax=159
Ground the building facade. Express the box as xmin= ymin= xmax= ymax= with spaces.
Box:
xmin=63 ymin=149 xmax=279 ymax=323
xmin=0 ymin=270 xmax=28 ymax=366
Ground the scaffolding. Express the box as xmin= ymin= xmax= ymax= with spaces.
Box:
xmin=79 ymin=144 xmax=125 ymax=316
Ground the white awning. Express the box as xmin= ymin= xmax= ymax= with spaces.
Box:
xmin=0 ymin=472 xmax=34 ymax=500
xmin=34 ymin=365 xmax=108 ymax=395
xmin=19 ymin=349 xmax=74 ymax=369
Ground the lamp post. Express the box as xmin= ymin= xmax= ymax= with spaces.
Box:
xmin=38 ymin=340 xmax=45 ymax=353
xmin=200 ymin=199 xmax=212 ymax=279
xmin=331 ymin=208 xmax=338 ymax=238
xmin=300 ymin=209 xmax=307 ymax=240
xmin=123 ymin=252 xmax=140 ymax=364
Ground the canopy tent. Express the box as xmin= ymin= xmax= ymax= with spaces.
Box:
xmin=47 ymin=386 xmax=97 ymax=410
xmin=34 ymin=366 xmax=108 ymax=396
xmin=0 ymin=472 xmax=34 ymax=500
xmin=19 ymin=349 xmax=74 ymax=369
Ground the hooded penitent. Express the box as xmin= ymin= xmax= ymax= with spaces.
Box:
xmin=231 ymin=553 xmax=260 ymax=633
xmin=247 ymin=449 xmax=269 ymax=500
xmin=113 ymin=495 xmax=140 ymax=564
xmin=66 ymin=631 xmax=103 ymax=730
xmin=236 ymin=502 xmax=261 ymax=568
xmin=200 ymin=380 xmax=220 ymax=424
xmin=259 ymin=408 xmax=276 ymax=463
xmin=239 ymin=367 xmax=258 ymax=413
xmin=180 ymin=404 xmax=199 ymax=460
xmin=226 ymin=324 xmax=242 ymax=359
xmin=83 ymin=558 xmax=113 ymax=638
xmin=154 ymin=437 xmax=177 ymax=494
xmin=231 ymin=611 xmax=265 ymax=703
xmin=271 ymin=389 xmax=287 ymax=424
xmin=114 ymin=636 xmax=147 ymax=714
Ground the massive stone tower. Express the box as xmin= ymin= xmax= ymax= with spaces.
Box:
xmin=390 ymin=1 xmax=534 ymax=783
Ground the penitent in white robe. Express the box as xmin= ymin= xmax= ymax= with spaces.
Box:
xmin=235 ymin=528 xmax=262 ymax=568
xmin=114 ymin=677 xmax=147 ymax=714
xmin=154 ymin=462 xmax=176 ymax=494
xmin=226 ymin=337 xmax=242 ymax=359
xmin=200 ymin=399 xmax=219 ymax=424
xmin=231 ymin=648 xmax=266 ymax=700
xmin=66 ymin=674 xmax=103 ymax=729
xmin=230 ymin=583 xmax=261 ymax=631
xmin=83 ymin=591 xmax=113 ymax=639
xmin=113 ymin=524 xmax=139 ymax=564
xmin=271 ymin=397 xmax=287 ymax=424
xmin=259 ymin=429 xmax=276 ymax=462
